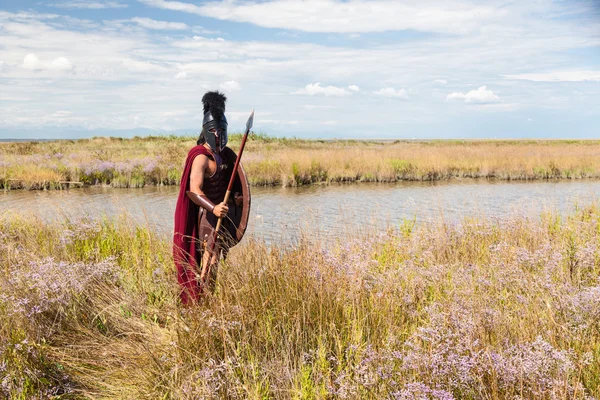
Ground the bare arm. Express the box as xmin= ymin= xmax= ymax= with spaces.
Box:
xmin=189 ymin=154 xmax=209 ymax=197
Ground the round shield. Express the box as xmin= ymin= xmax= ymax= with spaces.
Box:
xmin=223 ymin=147 xmax=251 ymax=245
xmin=197 ymin=147 xmax=251 ymax=250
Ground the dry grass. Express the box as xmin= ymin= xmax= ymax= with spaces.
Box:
xmin=1 ymin=204 xmax=600 ymax=398
xmin=1 ymin=137 xmax=600 ymax=189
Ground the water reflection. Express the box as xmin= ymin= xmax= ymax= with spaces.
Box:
xmin=2 ymin=180 xmax=600 ymax=243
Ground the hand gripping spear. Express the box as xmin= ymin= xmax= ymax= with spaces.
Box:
xmin=199 ymin=109 xmax=254 ymax=289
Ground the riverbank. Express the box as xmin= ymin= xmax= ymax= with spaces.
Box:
xmin=2 ymin=136 xmax=600 ymax=190
xmin=1 ymin=207 xmax=599 ymax=398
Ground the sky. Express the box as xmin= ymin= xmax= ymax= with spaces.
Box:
xmin=0 ymin=0 xmax=599 ymax=139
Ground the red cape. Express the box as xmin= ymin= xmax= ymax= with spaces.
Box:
xmin=173 ymin=145 xmax=211 ymax=304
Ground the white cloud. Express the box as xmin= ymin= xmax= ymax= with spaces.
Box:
xmin=191 ymin=26 xmax=221 ymax=35
xmin=52 ymin=110 xmax=72 ymax=117
xmin=22 ymin=52 xmax=74 ymax=72
xmin=130 ymin=17 xmax=189 ymax=30
xmin=0 ymin=2 xmax=598 ymax=136
xmin=469 ymin=103 xmax=520 ymax=112
xmin=191 ymin=35 xmax=225 ymax=42
xmin=293 ymin=83 xmax=352 ymax=96
xmin=503 ymin=70 xmax=600 ymax=82
xmin=121 ymin=58 xmax=165 ymax=73
xmin=260 ymin=119 xmax=300 ymax=125
xmin=434 ymin=79 xmax=447 ymax=84
xmin=374 ymin=87 xmax=409 ymax=99
xmin=220 ymin=80 xmax=241 ymax=91
xmin=446 ymin=86 xmax=500 ymax=103
xmin=139 ymin=0 xmax=502 ymax=34
xmin=50 ymin=56 xmax=73 ymax=71
xmin=0 ymin=11 xmax=62 ymax=21
xmin=276 ymin=31 xmax=300 ymax=39
xmin=227 ymin=110 xmax=271 ymax=121
xmin=348 ymin=85 xmax=360 ymax=92
xmin=303 ymin=105 xmax=336 ymax=110
xmin=23 ymin=53 xmax=40 ymax=70
xmin=137 ymin=0 xmax=202 ymax=14
xmin=49 ymin=1 xmax=127 ymax=9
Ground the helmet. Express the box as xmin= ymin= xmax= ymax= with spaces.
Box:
xmin=198 ymin=91 xmax=228 ymax=153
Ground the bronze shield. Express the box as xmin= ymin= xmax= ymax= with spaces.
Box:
xmin=198 ymin=147 xmax=251 ymax=249
xmin=225 ymin=148 xmax=251 ymax=245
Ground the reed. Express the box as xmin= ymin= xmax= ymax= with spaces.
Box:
xmin=1 ymin=204 xmax=600 ymax=398
xmin=2 ymin=136 xmax=600 ymax=190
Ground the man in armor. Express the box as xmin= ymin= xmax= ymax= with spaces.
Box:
xmin=173 ymin=91 xmax=251 ymax=304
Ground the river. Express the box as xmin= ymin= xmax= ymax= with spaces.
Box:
xmin=2 ymin=180 xmax=600 ymax=243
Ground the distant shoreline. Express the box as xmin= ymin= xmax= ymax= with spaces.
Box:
xmin=2 ymin=135 xmax=600 ymax=190
xmin=0 ymin=138 xmax=58 ymax=142
xmin=2 ymin=137 xmax=600 ymax=143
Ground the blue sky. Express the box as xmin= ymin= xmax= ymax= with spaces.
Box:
xmin=0 ymin=0 xmax=598 ymax=139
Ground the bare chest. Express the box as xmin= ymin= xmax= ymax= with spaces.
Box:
xmin=204 ymin=158 xmax=218 ymax=178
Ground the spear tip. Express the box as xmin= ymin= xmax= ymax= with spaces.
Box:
xmin=246 ymin=109 xmax=255 ymax=132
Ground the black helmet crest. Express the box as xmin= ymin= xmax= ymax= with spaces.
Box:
xmin=202 ymin=91 xmax=227 ymax=119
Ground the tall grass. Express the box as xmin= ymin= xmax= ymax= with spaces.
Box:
xmin=2 ymin=137 xmax=600 ymax=189
xmin=1 ymin=205 xmax=600 ymax=398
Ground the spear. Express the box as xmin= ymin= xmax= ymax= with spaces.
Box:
xmin=199 ymin=109 xmax=254 ymax=288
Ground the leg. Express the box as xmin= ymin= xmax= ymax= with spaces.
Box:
xmin=207 ymin=250 xmax=220 ymax=293
xmin=200 ymin=244 xmax=221 ymax=293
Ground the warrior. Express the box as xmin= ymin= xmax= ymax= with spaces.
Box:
xmin=173 ymin=91 xmax=251 ymax=304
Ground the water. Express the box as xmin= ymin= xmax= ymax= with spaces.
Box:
xmin=2 ymin=180 xmax=600 ymax=243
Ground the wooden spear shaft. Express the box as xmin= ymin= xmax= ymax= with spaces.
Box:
xmin=199 ymin=110 xmax=254 ymax=288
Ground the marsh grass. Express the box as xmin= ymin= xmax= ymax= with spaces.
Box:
xmin=2 ymin=137 xmax=600 ymax=190
xmin=1 ymin=204 xmax=600 ymax=398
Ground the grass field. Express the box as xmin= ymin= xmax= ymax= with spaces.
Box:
xmin=2 ymin=136 xmax=600 ymax=189
xmin=1 ymin=204 xmax=600 ymax=398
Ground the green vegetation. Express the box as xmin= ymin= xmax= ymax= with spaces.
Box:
xmin=1 ymin=205 xmax=600 ymax=398
xmin=2 ymin=136 xmax=600 ymax=190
